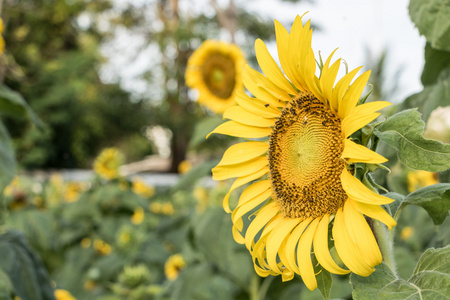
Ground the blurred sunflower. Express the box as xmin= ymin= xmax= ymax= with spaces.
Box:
xmin=0 ymin=18 xmax=5 ymax=54
xmin=407 ymin=170 xmax=438 ymax=193
xmin=54 ymin=289 xmax=76 ymax=300
xmin=93 ymin=148 xmax=124 ymax=180
xmin=131 ymin=178 xmax=155 ymax=198
xmin=131 ymin=207 xmax=145 ymax=224
xmin=209 ymin=14 xmax=396 ymax=290
xmin=185 ymin=40 xmax=246 ymax=113
xmin=93 ymin=239 xmax=112 ymax=256
xmin=164 ymin=254 xmax=186 ymax=281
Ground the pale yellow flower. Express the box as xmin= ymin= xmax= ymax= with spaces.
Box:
xmin=93 ymin=239 xmax=112 ymax=256
xmin=407 ymin=170 xmax=439 ymax=193
xmin=149 ymin=202 xmax=162 ymax=214
xmin=93 ymin=148 xmax=123 ymax=180
xmin=0 ymin=18 xmax=5 ymax=54
xmin=164 ymin=254 xmax=186 ymax=280
xmin=64 ymin=182 xmax=86 ymax=203
xmin=161 ymin=202 xmax=174 ymax=215
xmin=131 ymin=207 xmax=145 ymax=225
xmin=132 ymin=178 xmax=155 ymax=198
xmin=80 ymin=238 xmax=91 ymax=249
xmin=54 ymin=289 xmax=76 ymax=300
xmin=177 ymin=160 xmax=192 ymax=174
xmin=400 ymin=226 xmax=414 ymax=240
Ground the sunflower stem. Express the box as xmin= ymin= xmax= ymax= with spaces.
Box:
xmin=373 ymin=220 xmax=397 ymax=276
xmin=250 ymin=273 xmax=260 ymax=300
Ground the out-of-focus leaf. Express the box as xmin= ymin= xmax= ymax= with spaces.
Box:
xmin=172 ymin=160 xmax=217 ymax=192
xmin=0 ymin=230 xmax=55 ymax=300
xmin=189 ymin=116 xmax=224 ymax=148
xmin=400 ymin=69 xmax=450 ymax=122
xmin=0 ymin=268 xmax=14 ymax=299
xmin=374 ymin=109 xmax=450 ymax=172
xmin=385 ymin=192 xmax=406 ymax=219
xmin=0 ymin=121 xmax=15 ymax=192
xmin=421 ymin=43 xmax=450 ymax=86
xmin=400 ymin=183 xmax=450 ymax=225
xmin=0 ymin=85 xmax=43 ymax=127
xmin=351 ymin=246 xmax=450 ymax=299
xmin=409 ymin=0 xmax=450 ymax=51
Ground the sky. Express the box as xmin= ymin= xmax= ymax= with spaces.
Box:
xmin=103 ymin=0 xmax=425 ymax=103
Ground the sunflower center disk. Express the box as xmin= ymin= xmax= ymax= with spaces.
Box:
xmin=269 ymin=93 xmax=347 ymax=219
xmin=201 ymin=53 xmax=236 ymax=99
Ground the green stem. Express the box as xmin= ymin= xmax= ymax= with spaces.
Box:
xmin=249 ymin=273 xmax=260 ymax=300
xmin=373 ymin=220 xmax=397 ymax=276
xmin=258 ymin=276 xmax=275 ymax=300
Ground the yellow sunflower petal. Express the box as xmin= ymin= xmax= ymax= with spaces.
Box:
xmin=266 ymin=218 xmax=300 ymax=273
xmin=297 ymin=218 xmax=320 ymax=291
xmin=320 ymin=50 xmax=341 ymax=109
xmin=243 ymin=66 xmax=288 ymax=106
xmin=341 ymin=139 xmax=388 ymax=164
xmin=333 ymin=208 xmax=374 ymax=276
xmin=313 ymin=214 xmax=350 ymax=274
xmin=340 ymin=169 xmax=394 ymax=205
xmin=343 ymin=200 xmax=382 ymax=267
xmin=244 ymin=202 xmax=278 ymax=250
xmin=349 ymin=199 xmax=397 ymax=229
xmin=212 ymin=157 xmax=268 ymax=181
xmin=236 ymin=91 xmax=281 ymax=118
xmin=217 ymin=142 xmax=268 ymax=166
xmin=341 ymin=101 xmax=392 ymax=138
xmin=284 ymin=218 xmax=311 ymax=274
xmin=223 ymin=166 xmax=269 ymax=213
xmin=232 ymin=187 xmax=272 ymax=224
xmin=223 ymin=106 xmax=276 ymax=128
xmin=338 ymin=70 xmax=371 ymax=119
xmin=331 ymin=66 xmax=363 ymax=112
xmin=255 ymin=38 xmax=298 ymax=95
xmin=236 ymin=180 xmax=271 ymax=207
xmin=244 ymin=65 xmax=291 ymax=103
xmin=232 ymin=218 xmax=245 ymax=243
xmin=207 ymin=121 xmax=272 ymax=139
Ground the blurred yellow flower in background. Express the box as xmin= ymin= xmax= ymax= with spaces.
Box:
xmin=131 ymin=178 xmax=155 ymax=197
xmin=64 ymin=182 xmax=86 ymax=203
xmin=400 ymin=226 xmax=414 ymax=240
xmin=149 ymin=202 xmax=162 ymax=214
xmin=93 ymin=148 xmax=124 ymax=180
xmin=81 ymin=238 xmax=91 ymax=249
xmin=161 ymin=202 xmax=174 ymax=215
xmin=164 ymin=254 xmax=186 ymax=281
xmin=185 ymin=40 xmax=246 ymax=113
xmin=177 ymin=160 xmax=192 ymax=174
xmin=0 ymin=18 xmax=5 ymax=54
xmin=424 ymin=106 xmax=450 ymax=144
xmin=193 ymin=186 xmax=209 ymax=213
xmin=407 ymin=170 xmax=439 ymax=193
xmin=93 ymin=239 xmax=112 ymax=256
xmin=54 ymin=289 xmax=76 ymax=300
xmin=131 ymin=207 xmax=145 ymax=225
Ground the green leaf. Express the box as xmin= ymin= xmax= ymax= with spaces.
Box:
xmin=352 ymin=246 xmax=450 ymax=300
xmin=315 ymin=266 xmax=331 ymax=300
xmin=0 ymin=120 xmax=16 ymax=192
xmin=421 ymin=43 xmax=450 ymax=86
xmin=189 ymin=115 xmax=225 ymax=148
xmin=0 ymin=230 xmax=55 ymax=300
xmin=385 ymin=192 xmax=405 ymax=220
xmin=0 ymin=85 xmax=43 ymax=127
xmin=409 ymin=0 xmax=450 ymax=51
xmin=401 ymin=183 xmax=450 ymax=225
xmin=373 ymin=109 xmax=450 ymax=172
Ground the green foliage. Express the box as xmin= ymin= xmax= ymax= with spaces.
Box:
xmin=351 ymin=246 xmax=450 ymax=300
xmin=0 ymin=121 xmax=15 ymax=192
xmin=0 ymin=230 xmax=55 ymax=300
xmin=374 ymin=109 xmax=450 ymax=172
xmin=409 ymin=0 xmax=450 ymax=52
xmin=421 ymin=43 xmax=450 ymax=86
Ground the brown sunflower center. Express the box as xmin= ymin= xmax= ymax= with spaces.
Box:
xmin=201 ymin=53 xmax=236 ymax=99
xmin=268 ymin=93 xmax=347 ymax=219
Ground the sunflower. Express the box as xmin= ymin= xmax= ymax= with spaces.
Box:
xmin=164 ymin=254 xmax=186 ymax=281
xmin=93 ymin=147 xmax=124 ymax=180
xmin=208 ymin=15 xmax=397 ymax=290
xmin=185 ymin=40 xmax=246 ymax=113
xmin=54 ymin=289 xmax=76 ymax=300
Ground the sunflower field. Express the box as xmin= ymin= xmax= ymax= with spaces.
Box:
xmin=1 ymin=0 xmax=450 ymax=299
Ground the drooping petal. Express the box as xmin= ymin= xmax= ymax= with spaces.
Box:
xmin=349 ymin=199 xmax=397 ymax=229
xmin=340 ymin=169 xmax=394 ymax=205
xmin=284 ymin=218 xmax=311 ymax=274
xmin=223 ymin=106 xmax=276 ymax=128
xmin=343 ymin=200 xmax=382 ymax=267
xmin=212 ymin=157 xmax=268 ymax=181
xmin=223 ymin=166 xmax=269 ymax=213
xmin=244 ymin=202 xmax=279 ymax=250
xmin=333 ymin=208 xmax=374 ymax=276
xmin=341 ymin=101 xmax=392 ymax=138
xmin=232 ymin=186 xmax=272 ymax=224
xmin=297 ymin=218 xmax=320 ymax=291
xmin=255 ymin=38 xmax=298 ymax=95
xmin=236 ymin=180 xmax=272 ymax=207
xmin=313 ymin=214 xmax=350 ymax=274
xmin=341 ymin=139 xmax=388 ymax=164
xmin=207 ymin=121 xmax=272 ymax=139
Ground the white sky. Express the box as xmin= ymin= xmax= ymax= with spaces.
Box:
xmin=103 ymin=0 xmax=425 ymax=103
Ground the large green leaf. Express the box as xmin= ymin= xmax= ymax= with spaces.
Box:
xmin=0 ymin=230 xmax=55 ymax=300
xmin=401 ymin=183 xmax=450 ymax=225
xmin=409 ymin=0 xmax=450 ymax=51
xmin=351 ymin=245 xmax=450 ymax=299
xmin=0 ymin=85 xmax=43 ymax=127
xmin=374 ymin=109 xmax=450 ymax=172
xmin=421 ymin=43 xmax=450 ymax=86
xmin=0 ymin=121 xmax=15 ymax=192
